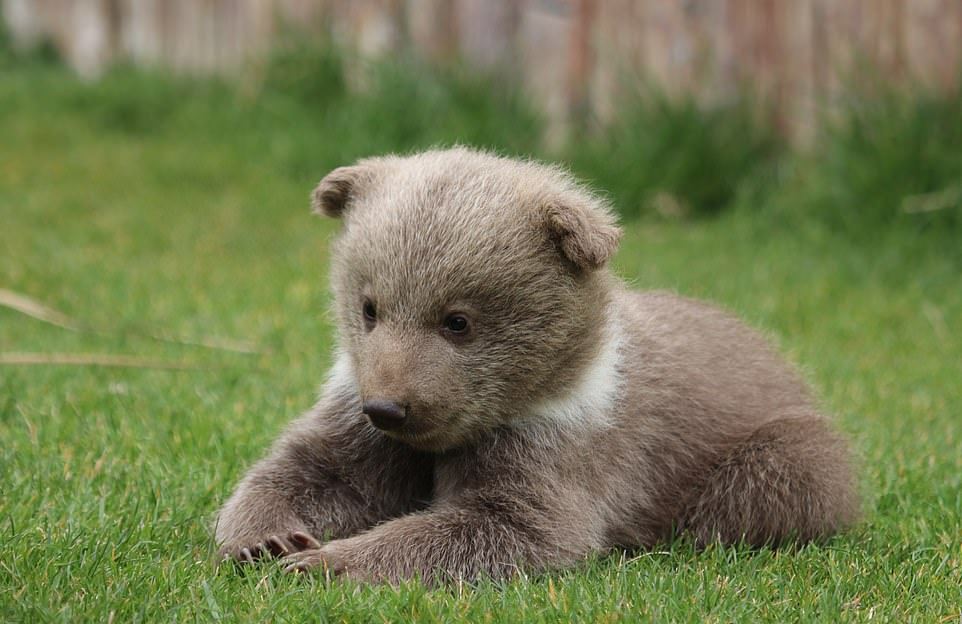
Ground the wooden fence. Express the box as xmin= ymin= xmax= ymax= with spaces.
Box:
xmin=4 ymin=0 xmax=961 ymax=141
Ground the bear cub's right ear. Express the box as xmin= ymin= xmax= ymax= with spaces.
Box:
xmin=311 ymin=165 xmax=374 ymax=218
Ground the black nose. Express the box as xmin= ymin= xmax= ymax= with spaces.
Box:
xmin=362 ymin=400 xmax=407 ymax=431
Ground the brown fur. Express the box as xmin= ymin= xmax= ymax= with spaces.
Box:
xmin=215 ymin=147 xmax=858 ymax=583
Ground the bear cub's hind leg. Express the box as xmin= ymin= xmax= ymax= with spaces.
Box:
xmin=683 ymin=415 xmax=858 ymax=547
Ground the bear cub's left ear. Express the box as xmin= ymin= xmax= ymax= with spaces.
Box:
xmin=541 ymin=196 xmax=622 ymax=271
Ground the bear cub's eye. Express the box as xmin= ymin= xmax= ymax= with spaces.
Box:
xmin=442 ymin=313 xmax=471 ymax=338
xmin=362 ymin=299 xmax=377 ymax=329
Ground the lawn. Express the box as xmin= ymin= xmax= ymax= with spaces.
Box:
xmin=1 ymin=58 xmax=961 ymax=622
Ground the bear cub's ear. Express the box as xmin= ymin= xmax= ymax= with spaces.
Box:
xmin=541 ymin=197 xmax=622 ymax=271
xmin=311 ymin=165 xmax=374 ymax=218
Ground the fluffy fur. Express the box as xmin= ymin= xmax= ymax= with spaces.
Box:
xmin=215 ymin=147 xmax=858 ymax=583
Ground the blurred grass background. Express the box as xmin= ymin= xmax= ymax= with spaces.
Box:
xmin=1 ymin=33 xmax=961 ymax=622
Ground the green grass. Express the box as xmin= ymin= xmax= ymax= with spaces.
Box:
xmin=1 ymin=56 xmax=961 ymax=622
xmin=784 ymin=84 xmax=962 ymax=235
xmin=570 ymin=92 xmax=782 ymax=218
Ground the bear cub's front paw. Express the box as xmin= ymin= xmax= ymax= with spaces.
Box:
xmin=283 ymin=541 xmax=356 ymax=578
xmin=220 ymin=531 xmax=323 ymax=565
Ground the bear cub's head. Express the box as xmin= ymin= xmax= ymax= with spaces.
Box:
xmin=314 ymin=148 xmax=622 ymax=452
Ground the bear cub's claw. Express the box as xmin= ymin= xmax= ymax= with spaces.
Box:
xmin=282 ymin=544 xmax=350 ymax=577
xmin=220 ymin=530 xmax=324 ymax=566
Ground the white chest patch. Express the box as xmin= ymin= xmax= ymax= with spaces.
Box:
xmin=520 ymin=313 xmax=624 ymax=432
xmin=321 ymin=349 xmax=358 ymax=398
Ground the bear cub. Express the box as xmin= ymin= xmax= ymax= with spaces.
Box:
xmin=215 ymin=148 xmax=858 ymax=582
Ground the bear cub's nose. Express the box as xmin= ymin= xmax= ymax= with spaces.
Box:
xmin=362 ymin=400 xmax=407 ymax=431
